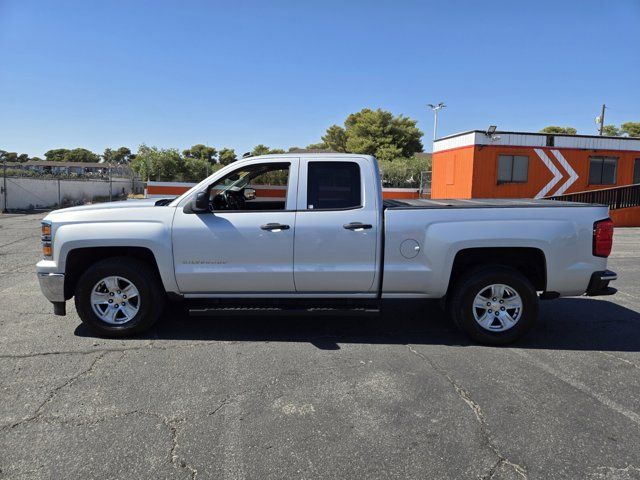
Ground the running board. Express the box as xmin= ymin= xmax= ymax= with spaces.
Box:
xmin=189 ymin=306 xmax=380 ymax=317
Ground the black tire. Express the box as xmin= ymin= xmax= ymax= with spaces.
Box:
xmin=447 ymin=265 xmax=538 ymax=345
xmin=74 ymin=257 xmax=165 ymax=337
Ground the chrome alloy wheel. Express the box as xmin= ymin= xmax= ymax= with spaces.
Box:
xmin=90 ymin=276 xmax=140 ymax=325
xmin=472 ymin=283 xmax=523 ymax=332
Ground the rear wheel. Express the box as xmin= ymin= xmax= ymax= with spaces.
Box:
xmin=75 ymin=257 xmax=165 ymax=337
xmin=447 ymin=266 xmax=538 ymax=345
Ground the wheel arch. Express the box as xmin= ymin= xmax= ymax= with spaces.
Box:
xmin=448 ymin=247 xmax=547 ymax=293
xmin=64 ymin=246 xmax=163 ymax=299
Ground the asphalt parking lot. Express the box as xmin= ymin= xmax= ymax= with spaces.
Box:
xmin=1 ymin=213 xmax=639 ymax=480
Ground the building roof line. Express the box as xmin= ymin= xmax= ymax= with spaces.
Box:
xmin=435 ymin=130 xmax=640 ymax=142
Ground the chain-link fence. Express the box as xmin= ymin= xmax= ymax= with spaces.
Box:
xmin=419 ymin=170 xmax=432 ymax=198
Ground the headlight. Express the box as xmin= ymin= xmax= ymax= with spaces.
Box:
xmin=41 ymin=221 xmax=52 ymax=258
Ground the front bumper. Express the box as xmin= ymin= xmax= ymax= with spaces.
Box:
xmin=585 ymin=270 xmax=617 ymax=296
xmin=37 ymin=272 xmax=65 ymax=302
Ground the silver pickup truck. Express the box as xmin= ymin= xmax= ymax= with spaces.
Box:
xmin=37 ymin=153 xmax=617 ymax=344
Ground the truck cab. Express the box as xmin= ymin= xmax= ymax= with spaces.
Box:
xmin=173 ymin=155 xmax=382 ymax=295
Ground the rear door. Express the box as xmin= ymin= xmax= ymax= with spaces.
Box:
xmin=293 ymin=157 xmax=379 ymax=292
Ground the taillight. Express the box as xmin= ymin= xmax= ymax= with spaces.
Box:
xmin=593 ymin=218 xmax=614 ymax=258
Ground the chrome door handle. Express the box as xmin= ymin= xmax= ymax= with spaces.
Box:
xmin=261 ymin=223 xmax=290 ymax=231
xmin=343 ymin=222 xmax=373 ymax=231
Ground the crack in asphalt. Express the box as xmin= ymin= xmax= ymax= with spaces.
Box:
xmin=1 ymin=351 xmax=108 ymax=432
xmin=5 ymin=388 xmax=265 ymax=480
xmin=8 ymin=409 xmax=199 ymax=480
xmin=167 ymin=417 xmax=199 ymax=480
xmin=205 ymin=384 xmax=266 ymax=418
xmin=0 ymin=234 xmax=37 ymax=251
xmin=0 ymin=339 xmax=271 ymax=480
xmin=0 ymin=342 xmax=213 ymax=360
xmin=208 ymin=397 xmax=230 ymax=416
xmin=0 ymin=338 xmax=281 ymax=361
xmin=0 ymin=262 xmax=36 ymax=274
xmin=406 ymin=345 xmax=527 ymax=480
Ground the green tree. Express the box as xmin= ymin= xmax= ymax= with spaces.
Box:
xmin=17 ymin=153 xmax=30 ymax=163
xmin=102 ymin=148 xmax=115 ymax=164
xmin=251 ymin=144 xmax=271 ymax=156
xmin=321 ymin=125 xmax=348 ymax=152
xmin=342 ymin=108 xmax=423 ymax=161
xmin=181 ymin=157 xmax=210 ymax=181
xmin=130 ymin=145 xmax=181 ymax=181
xmin=305 ymin=142 xmax=329 ymax=150
xmin=4 ymin=152 xmax=18 ymax=162
xmin=44 ymin=149 xmax=70 ymax=162
xmin=540 ymin=126 xmax=578 ymax=135
xmin=183 ymin=144 xmax=217 ymax=164
xmin=269 ymin=148 xmax=285 ymax=154
xmin=64 ymin=148 xmax=101 ymax=163
xmin=601 ymin=125 xmax=620 ymax=136
xmin=621 ymin=122 xmax=640 ymax=137
xmin=218 ymin=148 xmax=237 ymax=166
xmin=104 ymin=147 xmax=134 ymax=164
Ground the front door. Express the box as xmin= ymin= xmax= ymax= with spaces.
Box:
xmin=172 ymin=159 xmax=298 ymax=294
xmin=293 ymin=157 xmax=379 ymax=292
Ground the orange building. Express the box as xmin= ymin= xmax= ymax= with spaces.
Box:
xmin=431 ymin=130 xmax=640 ymax=226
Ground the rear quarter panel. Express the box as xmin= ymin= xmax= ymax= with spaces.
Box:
xmin=382 ymin=205 xmax=609 ymax=297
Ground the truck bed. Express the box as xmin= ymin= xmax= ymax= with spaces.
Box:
xmin=383 ymin=198 xmax=598 ymax=209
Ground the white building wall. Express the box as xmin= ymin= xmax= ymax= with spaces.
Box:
xmin=553 ymin=135 xmax=640 ymax=151
xmin=1 ymin=177 xmax=132 ymax=210
xmin=434 ymin=130 xmax=640 ymax=152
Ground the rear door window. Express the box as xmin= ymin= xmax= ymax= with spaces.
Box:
xmin=306 ymin=162 xmax=361 ymax=210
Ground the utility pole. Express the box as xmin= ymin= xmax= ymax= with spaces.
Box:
xmin=428 ymin=103 xmax=446 ymax=142
xmin=597 ymin=104 xmax=606 ymax=136
xmin=2 ymin=159 xmax=7 ymax=213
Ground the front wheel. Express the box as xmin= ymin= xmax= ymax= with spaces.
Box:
xmin=74 ymin=257 xmax=165 ymax=337
xmin=447 ymin=266 xmax=538 ymax=345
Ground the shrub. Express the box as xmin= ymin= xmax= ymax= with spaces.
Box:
xmin=378 ymin=156 xmax=431 ymax=188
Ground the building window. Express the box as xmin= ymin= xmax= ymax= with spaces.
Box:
xmin=497 ymin=155 xmax=528 ymax=183
xmin=588 ymin=157 xmax=618 ymax=185
xmin=634 ymin=159 xmax=640 ymax=185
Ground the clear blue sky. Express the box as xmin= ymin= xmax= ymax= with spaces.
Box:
xmin=1 ymin=0 xmax=639 ymax=157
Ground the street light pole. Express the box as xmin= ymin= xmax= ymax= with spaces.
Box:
xmin=428 ymin=102 xmax=446 ymax=142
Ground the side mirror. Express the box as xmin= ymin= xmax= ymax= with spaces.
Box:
xmin=244 ymin=188 xmax=256 ymax=200
xmin=189 ymin=191 xmax=209 ymax=213
xmin=195 ymin=191 xmax=209 ymax=210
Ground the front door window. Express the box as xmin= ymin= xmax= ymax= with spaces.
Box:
xmin=208 ymin=163 xmax=290 ymax=211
